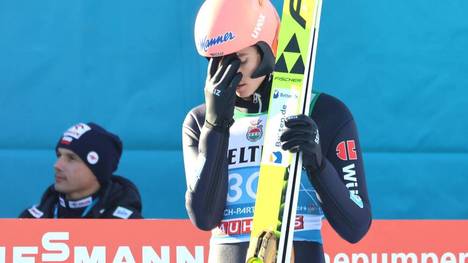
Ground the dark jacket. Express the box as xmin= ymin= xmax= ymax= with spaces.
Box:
xmin=19 ymin=175 xmax=143 ymax=219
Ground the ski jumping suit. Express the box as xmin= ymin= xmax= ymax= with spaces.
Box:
xmin=183 ymin=82 xmax=372 ymax=263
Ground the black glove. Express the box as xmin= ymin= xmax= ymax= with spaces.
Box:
xmin=280 ymin=114 xmax=323 ymax=174
xmin=204 ymin=54 xmax=243 ymax=131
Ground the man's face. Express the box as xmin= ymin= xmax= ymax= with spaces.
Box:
xmin=54 ymin=148 xmax=100 ymax=199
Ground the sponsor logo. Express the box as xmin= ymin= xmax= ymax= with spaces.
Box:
xmin=339 ymin=140 xmax=360 ymax=208
xmin=213 ymin=88 xmax=221 ymax=96
xmin=219 ymin=218 xmax=253 ymax=236
xmin=0 ymin=231 xmax=204 ymax=262
xmin=350 ymin=192 xmax=364 ymax=208
xmin=251 ymin=14 xmax=266 ymax=39
xmin=275 ymin=34 xmax=305 ymax=74
xmin=199 ymin=32 xmax=235 ymax=52
xmin=274 ymin=104 xmax=288 ymax=148
xmin=69 ymin=197 xmax=93 ymax=209
xmin=290 ymin=0 xmax=306 ymax=29
xmin=271 ymin=151 xmax=283 ymax=164
xmin=224 ymin=206 xmax=255 ymax=217
xmin=273 ymin=76 xmax=302 ymax=83
xmin=63 ymin=123 xmax=91 ymax=140
xmin=113 ymin=206 xmax=133 ymax=219
xmin=342 ymin=163 xmax=363 ymax=208
xmin=295 ymin=215 xmax=305 ymax=230
xmin=272 ymin=90 xmax=293 ymax=99
xmin=218 ymin=216 xmax=304 ymax=236
xmin=325 ymin=252 xmax=468 ymax=263
xmin=28 ymin=206 xmax=44 ymax=218
xmin=246 ymin=119 xmax=263 ymax=142
xmin=87 ymin=151 xmax=99 ymax=165
xmin=228 ymin=146 xmax=262 ymax=166
xmin=336 ymin=140 xmax=357 ymax=161
xmin=273 ymin=90 xmax=279 ymax=99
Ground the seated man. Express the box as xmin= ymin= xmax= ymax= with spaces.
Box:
xmin=20 ymin=122 xmax=143 ymax=219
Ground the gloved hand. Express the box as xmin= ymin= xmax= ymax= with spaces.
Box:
xmin=280 ymin=114 xmax=323 ymax=174
xmin=204 ymin=54 xmax=243 ymax=131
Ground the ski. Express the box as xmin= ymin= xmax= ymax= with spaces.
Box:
xmin=246 ymin=0 xmax=323 ymax=262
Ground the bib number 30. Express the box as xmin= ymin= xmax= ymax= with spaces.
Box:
xmin=227 ymin=172 xmax=259 ymax=203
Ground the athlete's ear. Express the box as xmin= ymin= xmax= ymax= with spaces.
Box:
xmin=251 ymin=41 xmax=275 ymax=78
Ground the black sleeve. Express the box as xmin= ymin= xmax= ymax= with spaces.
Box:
xmin=182 ymin=105 xmax=229 ymax=231
xmin=19 ymin=209 xmax=34 ymax=218
xmin=308 ymin=95 xmax=372 ymax=243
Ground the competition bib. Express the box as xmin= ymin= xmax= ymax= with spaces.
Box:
xmin=211 ymin=110 xmax=324 ymax=244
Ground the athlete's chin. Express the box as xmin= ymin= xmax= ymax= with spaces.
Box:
xmin=54 ymin=182 xmax=69 ymax=194
xmin=236 ymin=89 xmax=255 ymax=101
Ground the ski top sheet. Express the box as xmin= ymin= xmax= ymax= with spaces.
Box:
xmin=246 ymin=0 xmax=323 ymax=262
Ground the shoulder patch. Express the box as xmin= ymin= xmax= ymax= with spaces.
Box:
xmin=112 ymin=206 xmax=133 ymax=219
xmin=28 ymin=206 xmax=44 ymax=218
